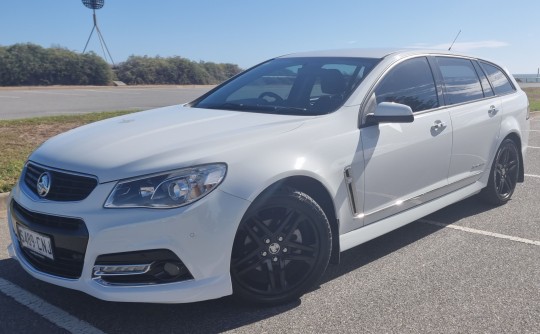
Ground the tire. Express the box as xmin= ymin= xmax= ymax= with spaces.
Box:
xmin=230 ymin=187 xmax=332 ymax=305
xmin=479 ymin=138 xmax=520 ymax=205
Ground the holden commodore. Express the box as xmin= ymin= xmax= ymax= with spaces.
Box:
xmin=6 ymin=49 xmax=530 ymax=305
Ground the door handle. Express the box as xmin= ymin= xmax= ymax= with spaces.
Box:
xmin=431 ymin=120 xmax=446 ymax=130
xmin=488 ymin=105 xmax=499 ymax=116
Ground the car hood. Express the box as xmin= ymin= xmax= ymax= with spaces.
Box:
xmin=30 ymin=105 xmax=307 ymax=183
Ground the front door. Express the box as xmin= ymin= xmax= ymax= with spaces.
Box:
xmin=357 ymin=57 xmax=453 ymax=226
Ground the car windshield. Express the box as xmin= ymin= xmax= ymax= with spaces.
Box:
xmin=191 ymin=57 xmax=380 ymax=115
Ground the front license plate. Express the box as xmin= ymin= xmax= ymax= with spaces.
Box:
xmin=17 ymin=225 xmax=55 ymax=260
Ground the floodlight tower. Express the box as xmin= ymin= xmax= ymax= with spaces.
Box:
xmin=81 ymin=0 xmax=115 ymax=65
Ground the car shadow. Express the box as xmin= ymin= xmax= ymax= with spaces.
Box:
xmin=0 ymin=196 xmax=499 ymax=333
xmin=321 ymin=195 xmax=498 ymax=284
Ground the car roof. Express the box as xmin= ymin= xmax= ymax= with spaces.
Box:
xmin=277 ymin=48 xmax=472 ymax=60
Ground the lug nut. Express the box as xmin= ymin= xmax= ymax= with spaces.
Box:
xmin=265 ymin=238 xmax=271 ymax=244
xmin=272 ymin=257 xmax=278 ymax=262
xmin=261 ymin=251 xmax=267 ymax=256
xmin=278 ymin=236 xmax=283 ymax=242
xmin=283 ymin=248 xmax=288 ymax=253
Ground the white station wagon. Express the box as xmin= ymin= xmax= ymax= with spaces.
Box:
xmin=7 ymin=49 xmax=530 ymax=305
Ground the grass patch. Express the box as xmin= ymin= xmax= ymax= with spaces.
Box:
xmin=0 ymin=110 xmax=137 ymax=193
xmin=523 ymin=87 xmax=540 ymax=111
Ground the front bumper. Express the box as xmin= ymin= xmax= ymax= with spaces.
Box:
xmin=7 ymin=182 xmax=250 ymax=303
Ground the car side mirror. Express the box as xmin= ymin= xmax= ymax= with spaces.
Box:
xmin=365 ymin=102 xmax=414 ymax=126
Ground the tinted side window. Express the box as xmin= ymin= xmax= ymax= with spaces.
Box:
xmin=473 ymin=61 xmax=495 ymax=97
xmin=480 ymin=62 xmax=516 ymax=95
xmin=375 ymin=57 xmax=438 ymax=112
xmin=436 ymin=57 xmax=483 ymax=105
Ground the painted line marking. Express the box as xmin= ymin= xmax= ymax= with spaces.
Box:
xmin=0 ymin=278 xmax=106 ymax=334
xmin=418 ymin=219 xmax=540 ymax=246
xmin=528 ymin=130 xmax=540 ymax=132
xmin=528 ymin=146 xmax=540 ymax=149
xmin=19 ymin=91 xmax=87 ymax=97
xmin=525 ymin=174 xmax=540 ymax=178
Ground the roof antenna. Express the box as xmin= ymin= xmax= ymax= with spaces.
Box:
xmin=448 ymin=30 xmax=461 ymax=51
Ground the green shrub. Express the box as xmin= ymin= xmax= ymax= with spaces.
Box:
xmin=0 ymin=43 xmax=113 ymax=86
xmin=115 ymin=55 xmax=242 ymax=85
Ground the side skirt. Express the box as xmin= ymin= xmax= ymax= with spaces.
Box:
xmin=339 ymin=181 xmax=484 ymax=252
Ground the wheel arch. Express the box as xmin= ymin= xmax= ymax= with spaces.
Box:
xmin=257 ymin=175 xmax=341 ymax=264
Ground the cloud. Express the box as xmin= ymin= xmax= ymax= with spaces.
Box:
xmin=408 ymin=40 xmax=509 ymax=51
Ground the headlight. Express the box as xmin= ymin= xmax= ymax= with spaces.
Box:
xmin=104 ymin=164 xmax=227 ymax=209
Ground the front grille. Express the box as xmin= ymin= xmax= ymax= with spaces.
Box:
xmin=24 ymin=163 xmax=98 ymax=201
xmin=11 ymin=200 xmax=89 ymax=279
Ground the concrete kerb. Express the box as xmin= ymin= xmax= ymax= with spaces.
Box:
xmin=0 ymin=192 xmax=9 ymax=212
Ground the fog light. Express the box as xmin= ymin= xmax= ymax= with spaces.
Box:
xmin=93 ymin=263 xmax=152 ymax=276
xmin=163 ymin=262 xmax=181 ymax=276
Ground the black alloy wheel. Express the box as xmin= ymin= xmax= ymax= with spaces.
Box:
xmin=480 ymin=138 xmax=520 ymax=205
xmin=231 ymin=187 xmax=331 ymax=305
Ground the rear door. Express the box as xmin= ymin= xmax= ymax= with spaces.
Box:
xmin=434 ymin=57 xmax=502 ymax=185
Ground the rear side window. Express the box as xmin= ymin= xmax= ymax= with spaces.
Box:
xmin=436 ymin=57 xmax=483 ymax=105
xmin=472 ymin=61 xmax=495 ymax=97
xmin=480 ymin=62 xmax=516 ymax=95
xmin=375 ymin=57 xmax=438 ymax=112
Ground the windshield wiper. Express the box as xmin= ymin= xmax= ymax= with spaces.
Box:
xmin=204 ymin=103 xmax=308 ymax=114
xmin=204 ymin=103 xmax=253 ymax=111
xmin=272 ymin=106 xmax=308 ymax=113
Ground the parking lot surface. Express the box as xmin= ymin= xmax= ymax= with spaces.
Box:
xmin=0 ymin=113 xmax=538 ymax=333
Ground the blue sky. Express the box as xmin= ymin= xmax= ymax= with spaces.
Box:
xmin=2 ymin=0 xmax=539 ymax=73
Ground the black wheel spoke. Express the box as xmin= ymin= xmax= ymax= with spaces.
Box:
xmin=285 ymin=254 xmax=316 ymax=265
xmin=497 ymin=176 xmax=506 ymax=193
xmin=253 ymin=217 xmax=273 ymax=236
xmin=278 ymin=259 xmax=288 ymax=290
xmin=244 ymin=222 xmax=264 ymax=247
xmin=504 ymin=177 xmax=514 ymax=193
xmin=284 ymin=217 xmax=303 ymax=240
xmin=507 ymin=160 xmax=518 ymax=172
xmin=274 ymin=209 xmax=295 ymax=236
xmin=500 ymin=148 xmax=509 ymax=164
xmin=234 ymin=247 xmax=262 ymax=267
xmin=265 ymin=260 xmax=277 ymax=291
xmin=236 ymin=257 xmax=266 ymax=277
xmin=286 ymin=241 xmax=316 ymax=253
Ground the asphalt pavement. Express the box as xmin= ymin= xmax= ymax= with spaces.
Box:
xmin=0 ymin=111 xmax=538 ymax=333
xmin=0 ymin=86 xmax=213 ymax=120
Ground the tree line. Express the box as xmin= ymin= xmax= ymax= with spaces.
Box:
xmin=116 ymin=55 xmax=242 ymax=85
xmin=0 ymin=43 xmax=242 ymax=86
